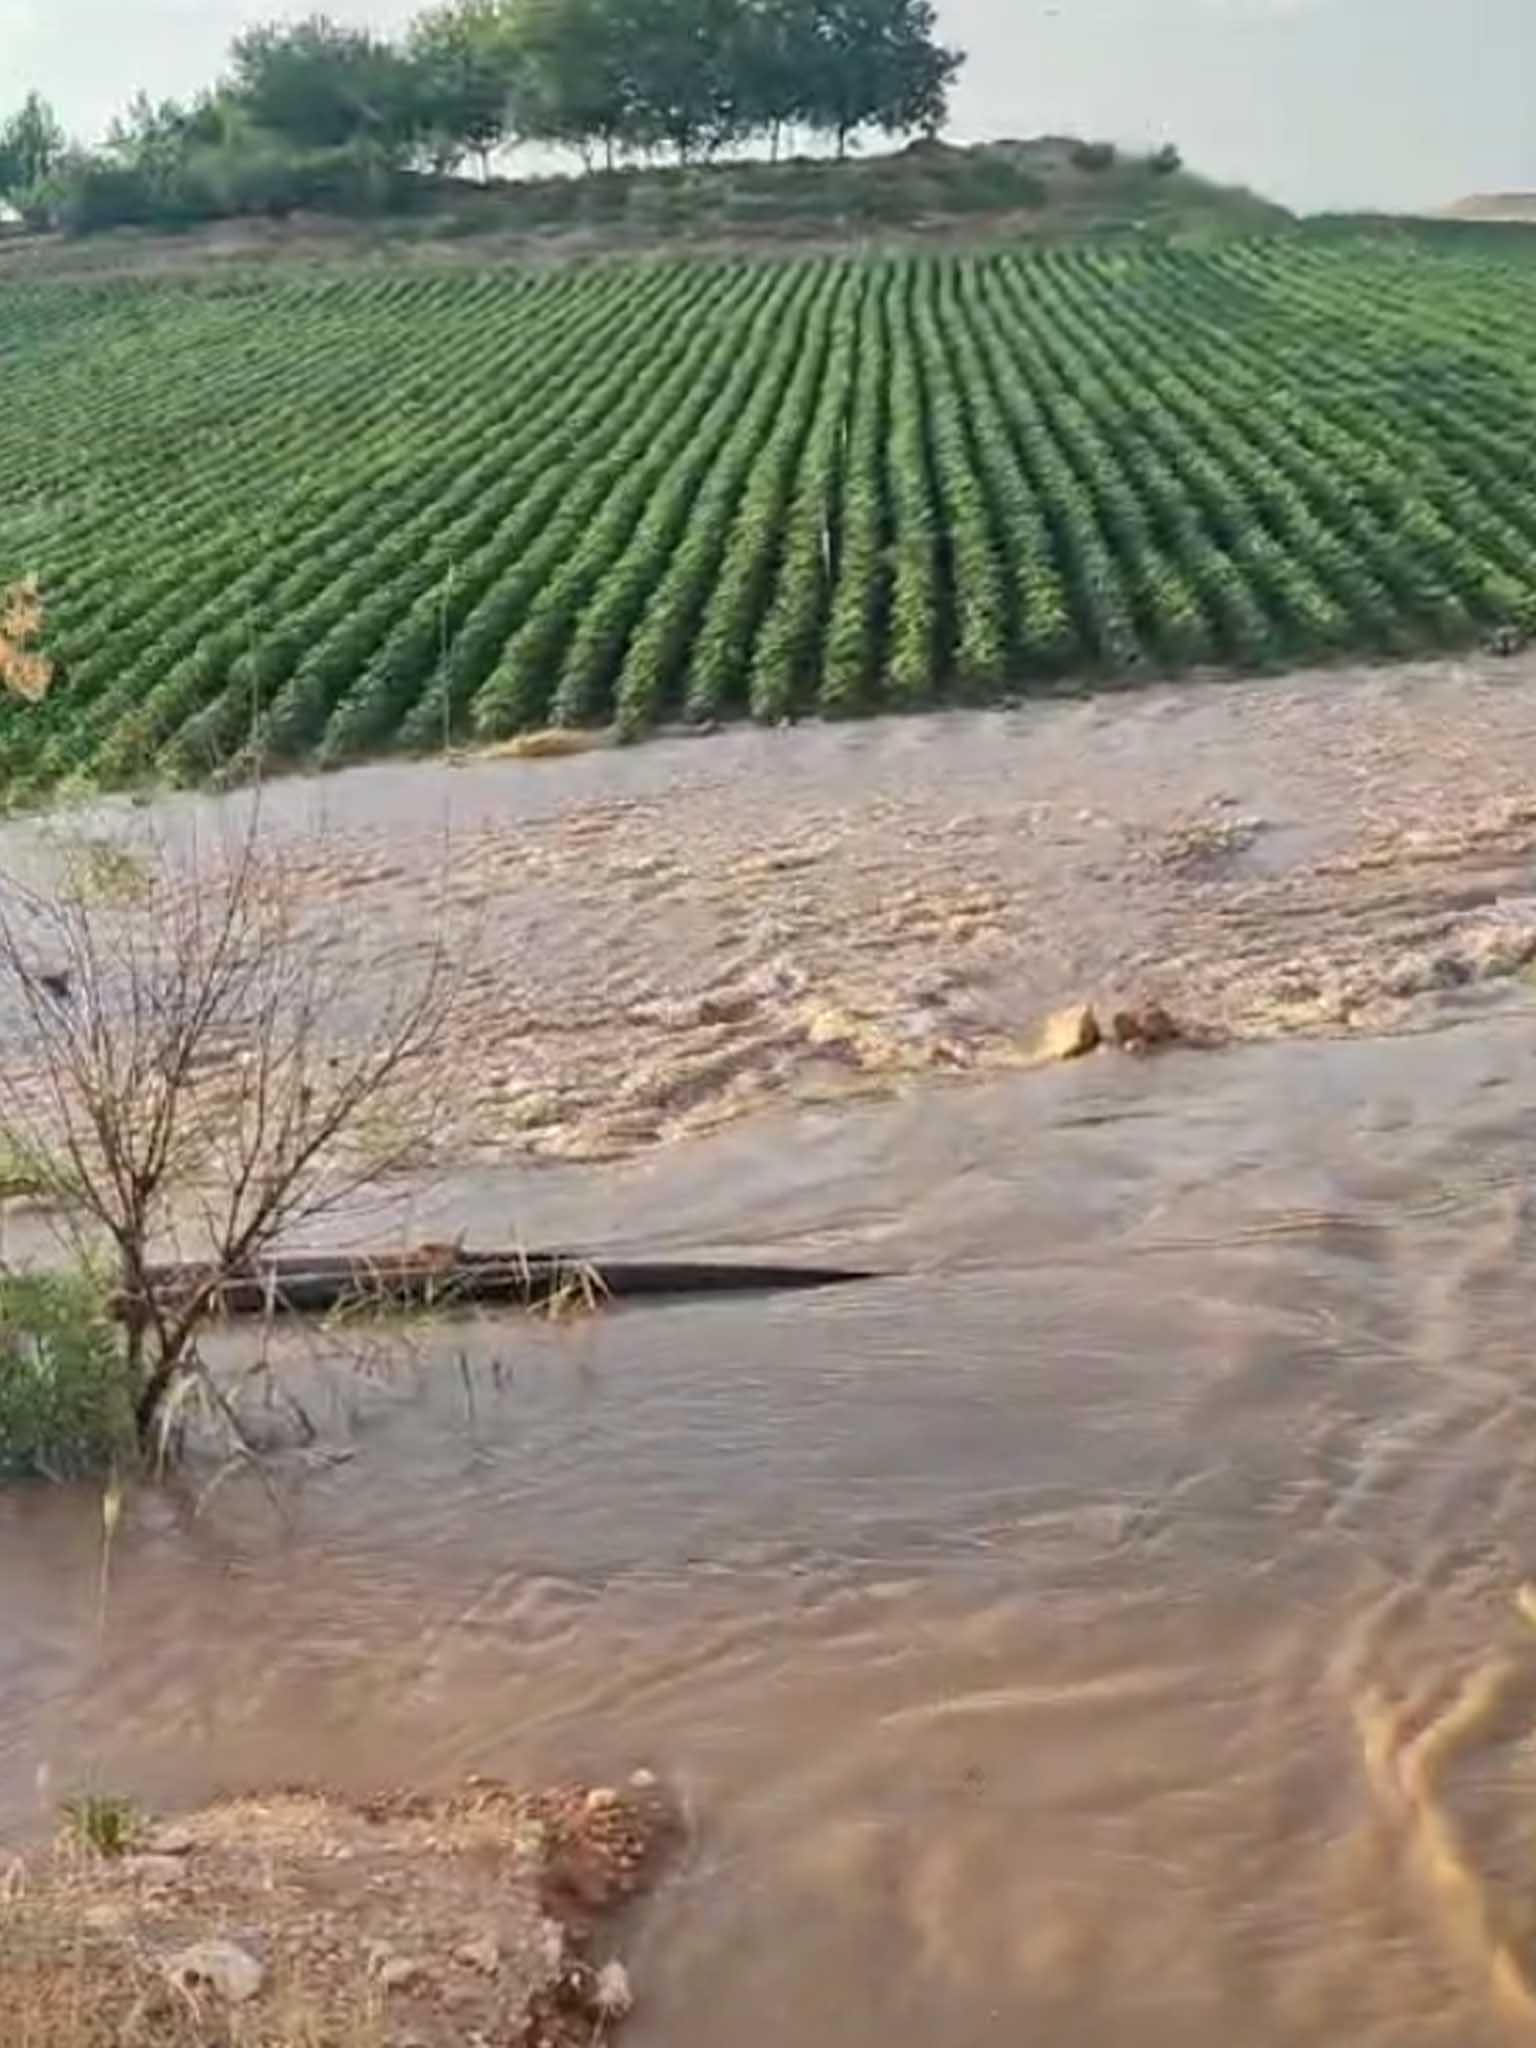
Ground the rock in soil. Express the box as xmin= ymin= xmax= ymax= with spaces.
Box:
xmin=163 ymin=1937 xmax=266 ymax=2004
xmin=4 ymin=1776 xmax=674 ymax=2046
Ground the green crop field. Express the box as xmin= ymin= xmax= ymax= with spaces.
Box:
xmin=4 ymin=230 xmax=1536 ymax=796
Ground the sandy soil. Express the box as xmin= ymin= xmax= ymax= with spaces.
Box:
xmin=4 ymin=1776 xmax=672 ymax=2047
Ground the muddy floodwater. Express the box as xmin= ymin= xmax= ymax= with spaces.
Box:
xmin=10 ymin=664 xmax=1536 ymax=2042
xmin=11 ymin=651 xmax=1536 ymax=1163
xmin=10 ymin=1026 xmax=1536 ymax=2043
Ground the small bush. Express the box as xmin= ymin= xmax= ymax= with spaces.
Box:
xmin=946 ymin=158 xmax=1049 ymax=212
xmin=1072 ymin=141 xmax=1118 ymax=173
xmin=1149 ymin=143 xmax=1183 ymax=177
xmin=0 ymin=1273 xmax=133 ymax=1480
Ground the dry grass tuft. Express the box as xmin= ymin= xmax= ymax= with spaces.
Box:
xmin=1 ymin=575 xmax=54 ymax=704
xmin=485 ymin=729 xmax=610 ymax=762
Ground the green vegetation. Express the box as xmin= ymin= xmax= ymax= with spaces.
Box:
xmin=5 ymin=228 xmax=1536 ymax=789
xmin=59 ymin=1793 xmax=143 ymax=1860
xmin=0 ymin=140 xmax=1278 ymax=271
xmin=0 ymin=0 xmax=962 ymax=237
xmin=0 ymin=1273 xmax=134 ymax=1480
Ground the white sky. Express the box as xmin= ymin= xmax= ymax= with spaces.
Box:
xmin=4 ymin=0 xmax=1533 ymax=214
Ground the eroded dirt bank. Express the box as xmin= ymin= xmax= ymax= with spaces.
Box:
xmin=54 ymin=649 xmax=1536 ymax=1164
xmin=7 ymin=1776 xmax=672 ymax=2047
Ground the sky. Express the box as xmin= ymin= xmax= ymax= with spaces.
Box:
xmin=3 ymin=0 xmax=1533 ymax=215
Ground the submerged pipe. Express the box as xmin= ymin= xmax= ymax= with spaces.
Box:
xmin=130 ymin=1250 xmax=874 ymax=1321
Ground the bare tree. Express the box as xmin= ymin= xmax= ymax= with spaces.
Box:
xmin=0 ymin=800 xmax=459 ymax=1446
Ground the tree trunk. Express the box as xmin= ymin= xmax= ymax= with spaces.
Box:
xmin=770 ymin=120 xmax=782 ymax=164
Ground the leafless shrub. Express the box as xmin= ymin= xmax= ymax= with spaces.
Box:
xmin=0 ymin=797 xmax=460 ymax=1446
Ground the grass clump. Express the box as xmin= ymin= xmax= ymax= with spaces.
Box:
xmin=59 ymin=1793 xmax=143 ymax=1860
xmin=0 ymin=1273 xmax=135 ymax=1480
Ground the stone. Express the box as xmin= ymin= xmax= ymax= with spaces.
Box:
xmin=122 ymin=1855 xmax=186 ymax=1889
xmin=537 ymin=1917 xmax=567 ymax=1974
xmin=1029 ymin=1004 xmax=1101 ymax=1064
xmin=592 ymin=1959 xmax=634 ymax=2022
xmin=377 ymin=1956 xmax=426 ymax=1994
xmin=1111 ymin=1003 xmax=1182 ymax=1052
xmin=146 ymin=1829 xmax=195 ymax=1858
xmin=455 ymin=1935 xmax=501 ymax=1977
xmin=164 ymin=1939 xmax=265 ymax=2006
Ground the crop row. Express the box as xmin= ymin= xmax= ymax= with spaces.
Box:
xmin=4 ymin=230 xmax=1536 ymax=793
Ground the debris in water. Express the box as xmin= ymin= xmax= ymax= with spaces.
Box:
xmin=1028 ymin=1003 xmax=1102 ymax=1064
xmin=1111 ymin=1002 xmax=1183 ymax=1053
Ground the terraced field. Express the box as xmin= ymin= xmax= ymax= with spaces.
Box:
xmin=5 ymin=231 xmax=1536 ymax=794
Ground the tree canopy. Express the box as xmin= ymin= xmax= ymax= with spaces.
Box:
xmin=227 ymin=15 xmax=422 ymax=152
xmin=505 ymin=0 xmax=961 ymax=164
xmin=0 ymin=0 xmax=965 ymax=232
xmin=408 ymin=0 xmax=520 ymax=174
xmin=0 ymin=91 xmax=65 ymax=201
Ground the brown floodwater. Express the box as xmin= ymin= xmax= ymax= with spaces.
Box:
xmin=12 ymin=649 xmax=1536 ymax=1165
xmin=9 ymin=1013 xmax=1536 ymax=2044
xmin=10 ymin=664 xmax=1536 ymax=2041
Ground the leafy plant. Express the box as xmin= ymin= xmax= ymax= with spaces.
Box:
xmin=0 ymin=1273 xmax=134 ymax=1480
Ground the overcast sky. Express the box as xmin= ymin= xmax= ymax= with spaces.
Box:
xmin=4 ymin=0 xmax=1532 ymax=214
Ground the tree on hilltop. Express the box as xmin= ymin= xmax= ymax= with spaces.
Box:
xmin=505 ymin=0 xmax=634 ymax=170
xmin=408 ymin=0 xmax=521 ymax=177
xmin=498 ymin=0 xmax=961 ymax=166
xmin=795 ymin=0 xmax=961 ymax=158
xmin=228 ymin=14 xmax=423 ymax=153
xmin=0 ymin=91 xmax=66 ymax=201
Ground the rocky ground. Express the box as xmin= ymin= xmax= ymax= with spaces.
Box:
xmin=3 ymin=1775 xmax=674 ymax=2046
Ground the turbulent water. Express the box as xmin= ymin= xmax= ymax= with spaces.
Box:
xmin=9 ymin=670 xmax=1536 ymax=2040
xmin=8 ymin=1019 xmax=1536 ymax=2042
xmin=12 ymin=652 xmax=1536 ymax=1166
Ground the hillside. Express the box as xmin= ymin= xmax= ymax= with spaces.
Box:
xmin=1444 ymin=193 xmax=1536 ymax=223
xmin=4 ymin=226 xmax=1536 ymax=797
xmin=0 ymin=140 xmax=1289 ymax=281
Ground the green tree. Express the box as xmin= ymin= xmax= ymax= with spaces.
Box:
xmin=106 ymin=93 xmax=195 ymax=180
xmin=228 ymin=14 xmax=422 ymax=153
xmin=624 ymin=0 xmax=747 ymax=163
xmin=0 ymin=91 xmax=66 ymax=200
xmin=408 ymin=0 xmax=520 ymax=177
xmin=796 ymin=0 xmax=961 ymax=157
xmin=509 ymin=0 xmax=634 ymax=169
xmin=736 ymin=0 xmax=812 ymax=161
